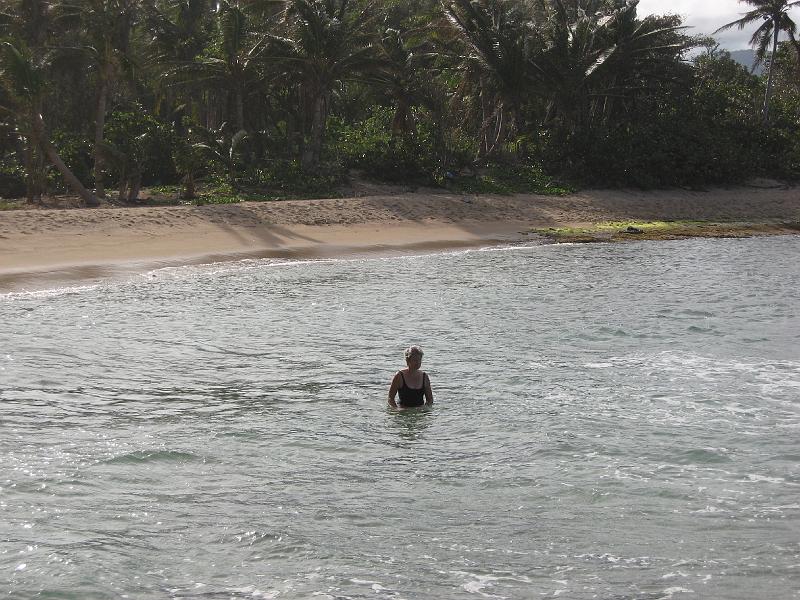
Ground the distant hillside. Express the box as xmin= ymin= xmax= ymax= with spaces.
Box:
xmin=729 ymin=49 xmax=764 ymax=74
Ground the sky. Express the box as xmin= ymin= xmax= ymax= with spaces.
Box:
xmin=637 ymin=0 xmax=800 ymax=50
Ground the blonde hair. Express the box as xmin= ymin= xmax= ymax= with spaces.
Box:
xmin=404 ymin=345 xmax=424 ymax=360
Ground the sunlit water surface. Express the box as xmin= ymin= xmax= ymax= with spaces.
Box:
xmin=2 ymin=236 xmax=799 ymax=599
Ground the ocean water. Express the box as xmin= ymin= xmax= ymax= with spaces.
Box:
xmin=1 ymin=236 xmax=799 ymax=599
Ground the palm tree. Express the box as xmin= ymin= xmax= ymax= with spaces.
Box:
xmin=440 ymin=0 xmax=539 ymax=159
xmin=12 ymin=0 xmax=50 ymax=47
xmin=715 ymin=0 xmax=800 ymax=123
xmin=271 ymin=0 xmax=386 ymax=171
xmin=142 ymin=0 xmax=213 ymax=129
xmin=0 ymin=40 xmax=99 ymax=206
xmin=376 ymin=26 xmax=439 ymax=144
xmin=441 ymin=0 xmax=688 ymax=157
xmin=146 ymin=0 xmax=213 ymax=64
xmin=56 ymin=0 xmax=142 ymax=199
xmin=206 ymin=0 xmax=275 ymax=132
xmin=157 ymin=1 xmax=281 ymax=132
xmin=0 ymin=0 xmax=51 ymax=202
xmin=534 ymin=0 xmax=689 ymax=134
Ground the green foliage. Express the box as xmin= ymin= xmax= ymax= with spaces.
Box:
xmin=184 ymin=160 xmax=345 ymax=204
xmin=247 ymin=160 xmax=346 ymax=198
xmin=0 ymin=158 xmax=26 ymax=198
xmin=50 ymin=131 xmax=93 ymax=190
xmin=189 ymin=182 xmax=243 ymax=205
xmin=0 ymin=40 xmax=45 ymax=103
xmin=189 ymin=124 xmax=253 ymax=188
xmin=545 ymin=50 xmax=800 ymax=187
xmin=329 ymin=106 xmax=442 ymax=182
xmin=146 ymin=184 xmax=182 ymax=196
xmin=0 ymin=200 xmax=20 ymax=210
xmin=0 ymin=0 xmax=799 ymax=200
xmin=104 ymin=105 xmax=177 ymax=185
xmin=445 ymin=163 xmax=571 ymax=195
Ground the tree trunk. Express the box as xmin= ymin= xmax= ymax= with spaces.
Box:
xmin=289 ymin=112 xmax=304 ymax=160
xmin=33 ymin=112 xmax=99 ymax=207
xmin=117 ymin=157 xmax=128 ymax=202
xmin=34 ymin=149 xmax=45 ymax=203
xmin=763 ymin=23 xmax=780 ymax=125
xmin=118 ymin=175 xmax=128 ymax=203
xmin=94 ymin=73 xmax=109 ymax=198
xmin=23 ymin=139 xmax=36 ymax=204
xmin=235 ymin=86 xmax=245 ymax=132
xmin=302 ymin=91 xmax=328 ymax=171
xmin=20 ymin=133 xmax=44 ymax=203
xmin=128 ymin=171 xmax=141 ymax=202
xmin=430 ymin=103 xmax=450 ymax=171
xmin=480 ymin=84 xmax=490 ymax=159
xmin=391 ymin=98 xmax=410 ymax=147
xmin=490 ymin=105 xmax=505 ymax=156
xmin=181 ymin=172 xmax=196 ymax=200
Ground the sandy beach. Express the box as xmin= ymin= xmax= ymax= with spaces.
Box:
xmin=1 ymin=185 xmax=799 ymax=291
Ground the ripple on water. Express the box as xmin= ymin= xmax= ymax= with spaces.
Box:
xmin=1 ymin=236 xmax=799 ymax=599
xmin=97 ymin=450 xmax=204 ymax=466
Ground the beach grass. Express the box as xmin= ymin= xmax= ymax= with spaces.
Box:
xmin=0 ymin=200 xmax=20 ymax=211
xmin=143 ymin=180 xmax=346 ymax=206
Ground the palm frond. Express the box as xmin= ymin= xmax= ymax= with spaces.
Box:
xmin=714 ymin=10 xmax=767 ymax=34
xmin=0 ymin=40 xmax=44 ymax=102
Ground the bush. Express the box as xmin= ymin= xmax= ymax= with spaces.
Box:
xmin=105 ymin=106 xmax=178 ymax=186
xmin=445 ymin=163 xmax=571 ymax=195
xmin=0 ymin=161 xmax=26 ymax=198
xmin=246 ymin=160 xmax=346 ymax=198
xmin=550 ymin=111 xmax=771 ymax=188
xmin=51 ymin=131 xmax=93 ymax=191
xmin=328 ymin=106 xmax=448 ymax=183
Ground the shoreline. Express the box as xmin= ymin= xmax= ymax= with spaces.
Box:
xmin=0 ymin=221 xmax=531 ymax=292
xmin=2 ymin=187 xmax=799 ymax=292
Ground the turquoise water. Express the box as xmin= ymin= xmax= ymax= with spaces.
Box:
xmin=2 ymin=236 xmax=799 ymax=599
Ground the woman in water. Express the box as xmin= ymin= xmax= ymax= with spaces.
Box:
xmin=388 ymin=346 xmax=434 ymax=408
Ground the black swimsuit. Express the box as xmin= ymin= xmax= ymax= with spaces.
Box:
xmin=398 ymin=371 xmax=427 ymax=407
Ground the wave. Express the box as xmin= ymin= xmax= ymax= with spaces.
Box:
xmin=98 ymin=450 xmax=203 ymax=466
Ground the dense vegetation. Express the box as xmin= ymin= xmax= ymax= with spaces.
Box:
xmin=1 ymin=0 xmax=800 ymax=205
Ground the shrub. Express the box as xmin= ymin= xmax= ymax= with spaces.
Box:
xmin=0 ymin=161 xmax=26 ymax=198
xmin=445 ymin=163 xmax=571 ymax=195
xmin=247 ymin=160 xmax=346 ymax=198
xmin=51 ymin=131 xmax=93 ymax=191
xmin=328 ymin=106 xmax=450 ymax=183
xmin=105 ymin=106 xmax=178 ymax=186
